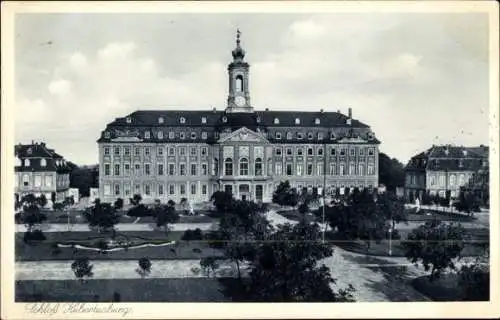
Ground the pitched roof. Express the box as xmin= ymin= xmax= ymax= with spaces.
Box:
xmin=405 ymin=145 xmax=488 ymax=172
xmin=15 ymin=142 xmax=71 ymax=173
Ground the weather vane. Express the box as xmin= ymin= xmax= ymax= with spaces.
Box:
xmin=236 ymin=28 xmax=241 ymax=45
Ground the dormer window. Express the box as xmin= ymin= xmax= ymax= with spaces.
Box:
xmin=126 ymin=117 xmax=132 ymax=124
xmin=158 ymin=117 xmax=164 ymax=124
xmin=295 ymin=118 xmax=301 ymax=125
xmin=191 ymin=132 xmax=197 ymax=139
xmin=180 ymin=117 xmax=186 ymax=124
xmin=276 ymin=132 xmax=282 ymax=140
xmin=202 ymin=132 xmax=207 ymax=139
xmin=201 ymin=117 xmax=207 ymax=124
xmin=25 ymin=159 xmax=30 ymax=167
xmin=459 ymin=159 xmax=464 ymax=167
xmin=274 ymin=118 xmax=280 ymax=124
xmin=297 ymin=132 xmax=304 ymax=140
xmin=27 ymin=148 xmax=32 ymax=155
xmin=256 ymin=116 xmax=261 ymax=123
xmin=318 ymin=132 xmax=324 ymax=140
xmin=222 ymin=116 xmax=228 ymax=123
xmin=330 ymin=132 xmax=336 ymax=140
xmin=158 ymin=131 xmax=164 ymax=139
xmin=307 ymin=132 xmax=313 ymax=140
xmin=180 ymin=132 xmax=185 ymax=140
xmin=104 ymin=132 xmax=110 ymax=138
xmin=145 ymin=131 xmax=151 ymax=139
xmin=286 ymin=132 xmax=292 ymax=140
xmin=315 ymin=118 xmax=320 ymax=125
xmin=169 ymin=131 xmax=174 ymax=139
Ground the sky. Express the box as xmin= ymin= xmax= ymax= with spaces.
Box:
xmin=14 ymin=12 xmax=490 ymax=166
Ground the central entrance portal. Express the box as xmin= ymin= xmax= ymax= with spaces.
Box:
xmin=239 ymin=184 xmax=250 ymax=201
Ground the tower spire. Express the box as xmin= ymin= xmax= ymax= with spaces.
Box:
xmin=232 ymin=28 xmax=245 ymax=61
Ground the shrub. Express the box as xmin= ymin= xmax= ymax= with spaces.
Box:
xmin=181 ymin=228 xmax=204 ymax=241
xmin=23 ymin=230 xmax=46 ymax=243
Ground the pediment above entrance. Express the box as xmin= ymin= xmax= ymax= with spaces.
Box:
xmin=217 ymin=127 xmax=270 ymax=144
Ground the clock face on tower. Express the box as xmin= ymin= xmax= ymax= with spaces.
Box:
xmin=235 ymin=96 xmax=246 ymax=107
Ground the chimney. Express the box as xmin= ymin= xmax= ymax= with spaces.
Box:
xmin=31 ymin=140 xmax=34 ymax=145
xmin=320 ymin=108 xmax=324 ymax=113
xmin=348 ymin=108 xmax=352 ymax=119
xmin=265 ymin=108 xmax=269 ymax=111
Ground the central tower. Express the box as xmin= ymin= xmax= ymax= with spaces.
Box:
xmin=226 ymin=29 xmax=253 ymax=113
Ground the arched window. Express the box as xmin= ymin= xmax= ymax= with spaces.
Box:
xmin=158 ymin=131 xmax=164 ymax=139
xmin=40 ymin=158 xmax=47 ymax=167
xmin=358 ymin=163 xmax=364 ymax=175
xmin=255 ymin=158 xmax=263 ymax=176
xmin=15 ymin=157 xmax=21 ymax=166
xmin=180 ymin=117 xmax=186 ymax=124
xmin=459 ymin=174 xmax=466 ymax=186
xmin=224 ymin=158 xmax=233 ymax=176
xmin=24 ymin=159 xmax=30 ymax=167
xmin=235 ymin=75 xmax=243 ymax=92
xmin=239 ymin=157 xmax=249 ymax=175
xmin=274 ymin=118 xmax=280 ymax=124
xmin=286 ymin=132 xmax=292 ymax=140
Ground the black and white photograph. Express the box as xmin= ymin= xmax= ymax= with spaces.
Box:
xmin=1 ymin=1 xmax=498 ymax=319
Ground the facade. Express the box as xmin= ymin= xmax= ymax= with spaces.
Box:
xmin=404 ymin=144 xmax=489 ymax=200
xmin=97 ymin=32 xmax=380 ymax=204
xmin=14 ymin=141 xmax=71 ymax=203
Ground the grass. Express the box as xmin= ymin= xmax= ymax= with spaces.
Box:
xmin=15 ymin=230 xmax=224 ymax=261
xmin=405 ymin=207 xmax=476 ymax=222
xmin=410 ymin=274 xmax=490 ymax=301
xmin=15 ymin=278 xmax=233 ymax=302
xmin=276 ymin=209 xmax=317 ymax=223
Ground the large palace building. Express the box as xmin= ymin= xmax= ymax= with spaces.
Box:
xmin=97 ymin=32 xmax=380 ymax=204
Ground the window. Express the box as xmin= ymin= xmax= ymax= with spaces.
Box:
xmin=213 ymin=159 xmax=219 ymax=175
xmin=224 ymin=158 xmax=233 ymax=176
xmin=255 ymin=158 xmax=263 ymax=176
xmin=104 ymin=147 xmax=110 ymax=155
xmin=134 ymin=184 xmax=141 ymax=194
xmin=168 ymin=163 xmax=175 ymax=175
xmin=34 ymin=175 xmax=42 ymax=187
xmin=158 ymin=184 xmax=164 ymax=195
xmin=450 ymin=174 xmax=456 ymax=186
xmin=190 ymin=147 xmax=197 ymax=156
xmin=25 ymin=159 xmax=30 ymax=167
xmin=40 ymin=159 xmax=47 ymax=167
xmin=222 ymin=116 xmax=228 ymax=123
xmin=169 ymin=184 xmax=175 ymax=195
xmin=340 ymin=148 xmax=346 ymax=156
xmin=318 ymin=147 xmax=324 ymax=156
xmin=286 ymin=163 xmax=293 ymax=176
xmin=145 ymin=184 xmax=151 ymax=196
xmin=158 ymin=117 xmax=164 ymax=124
xmin=145 ymin=131 xmax=151 ymax=139
xmin=201 ymin=163 xmax=208 ymax=175
xmin=145 ymin=147 xmax=150 ymax=156
xmin=286 ymin=148 xmax=293 ymax=155
xmin=308 ymin=132 xmax=313 ymax=140
xmin=157 ymin=147 xmax=164 ymax=156
xmin=158 ymin=131 xmax=164 ymax=139
xmin=104 ymin=184 xmax=111 ymax=196
xmin=307 ymin=163 xmax=313 ymax=175
xmin=168 ymin=147 xmax=175 ymax=156
xmin=367 ymin=163 xmax=375 ymax=175
xmin=359 ymin=148 xmax=364 ymax=156
xmin=224 ymin=185 xmax=233 ymax=194
xmin=45 ymin=175 xmax=52 ymax=187
xmin=126 ymin=117 xmax=132 ymax=124
xmin=180 ymin=147 xmax=186 ymax=156
xmin=124 ymin=163 xmax=130 ymax=175
xmin=297 ymin=148 xmax=303 ymax=156
xmin=295 ymin=118 xmax=300 ymax=125
xmin=115 ymin=184 xmax=120 ymax=196
xmin=191 ymin=164 xmax=197 ymax=176
xmin=318 ymin=132 xmax=323 ymax=140
xmin=275 ymin=163 xmax=283 ymax=176
xmin=104 ymin=163 xmax=110 ymax=176
xmin=368 ymin=148 xmax=375 ymax=156
xmin=180 ymin=184 xmax=186 ymax=195
xmin=180 ymin=132 xmax=186 ymax=140
xmin=201 ymin=147 xmax=208 ymax=156
xmin=297 ymin=163 xmax=303 ymax=176
xmin=275 ymin=147 xmax=282 ymax=156
xmin=350 ymin=148 xmax=355 ymax=156
xmin=202 ymin=132 xmax=208 ymax=140
xmin=23 ymin=174 xmax=29 ymax=187
xmin=134 ymin=163 xmax=140 ymax=175
xmin=349 ymin=163 xmax=355 ymax=175
xmin=274 ymin=118 xmax=279 ymax=124
xmin=114 ymin=164 xmax=120 ymax=176
xmin=459 ymin=159 xmax=464 ymax=167
xmin=297 ymin=132 xmax=304 ymax=140
xmin=340 ymin=163 xmax=345 ymax=176
xmin=307 ymin=148 xmax=313 ymax=156
xmin=191 ymin=132 xmax=197 ymax=140
xmin=330 ymin=132 xmax=336 ymax=140
xmin=169 ymin=131 xmax=175 ymax=139
xmin=202 ymin=117 xmax=207 ymax=124
xmin=202 ymin=184 xmax=207 ymax=195
xmin=315 ymin=118 xmax=320 ymax=125
xmin=330 ymin=148 xmax=336 ymax=156
xmin=358 ymin=163 xmax=365 ymax=175
xmin=267 ymin=159 xmax=273 ymax=175
xmin=329 ymin=163 xmax=336 ymax=175
xmin=275 ymin=132 xmax=282 ymax=140
xmin=180 ymin=164 xmax=186 ymax=176
xmin=135 ymin=147 xmax=140 ymax=156
xmin=239 ymin=158 xmax=249 ymax=175
xmin=190 ymin=183 xmax=196 ymax=195
xmin=286 ymin=132 xmax=292 ymax=140
xmin=439 ymin=174 xmax=445 ymax=186
xmin=158 ymin=163 xmax=164 ymax=175
xmin=124 ymin=147 xmax=130 ymax=156
xmin=105 ymin=132 xmax=110 ymax=138
xmin=317 ymin=163 xmax=323 ymax=176
xmin=180 ymin=117 xmax=186 ymax=124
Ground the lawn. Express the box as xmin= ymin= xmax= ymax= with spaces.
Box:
xmin=276 ymin=210 xmax=317 ymax=223
xmin=15 ymin=230 xmax=224 ymax=261
xmin=405 ymin=207 xmax=476 ymax=222
xmin=411 ymin=274 xmax=489 ymax=301
xmin=16 ymin=278 xmax=234 ymax=302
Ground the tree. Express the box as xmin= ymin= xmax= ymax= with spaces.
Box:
xmin=244 ymin=221 xmax=356 ymax=302
xmin=200 ymin=257 xmax=219 ymax=277
xmin=37 ymin=194 xmax=48 ymax=208
xmin=129 ymin=194 xmax=142 ymax=206
xmin=179 ymin=198 xmax=189 ymax=215
xmin=403 ymin=220 xmax=465 ymax=281
xmin=114 ymin=198 xmax=124 ymax=210
xmin=153 ymin=203 xmax=180 ymax=233
xmin=127 ymin=204 xmax=152 ymax=217
xmin=71 ymin=257 xmax=94 ymax=283
xmin=272 ymin=181 xmax=298 ymax=207
xmin=210 ymin=191 xmax=234 ymax=214
xmin=136 ymin=258 xmax=152 ymax=278
xmin=182 ymin=228 xmax=204 ymax=241
xmin=457 ymin=250 xmax=489 ymax=301
xmin=83 ymin=200 xmax=120 ymax=233
xmin=378 ymin=152 xmax=405 ymax=191
xmin=69 ymin=165 xmax=99 ymax=197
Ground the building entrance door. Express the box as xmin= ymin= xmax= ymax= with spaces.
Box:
xmin=239 ymin=184 xmax=250 ymax=201
xmin=255 ymin=185 xmax=263 ymax=202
